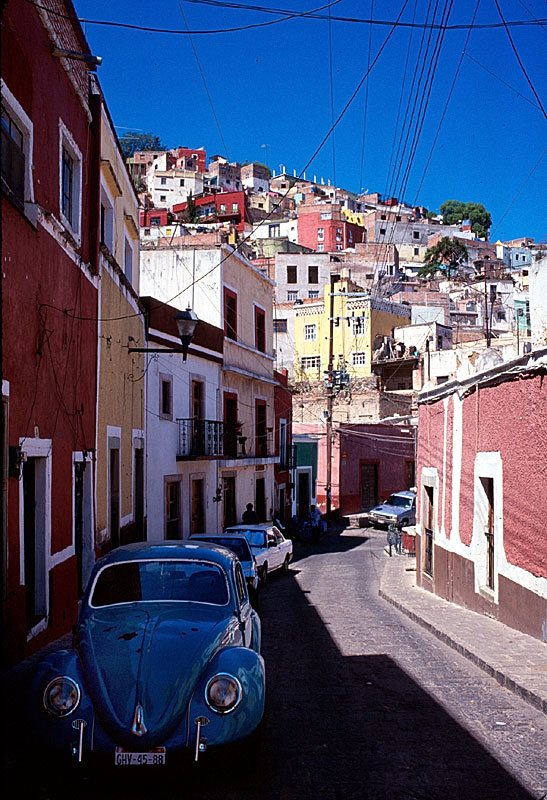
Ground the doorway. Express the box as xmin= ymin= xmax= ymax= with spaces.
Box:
xmin=360 ymin=462 xmax=379 ymax=510
xmin=255 ymin=476 xmax=266 ymax=521
xmin=191 ymin=478 xmax=205 ymax=534
xmin=23 ymin=457 xmax=47 ymax=631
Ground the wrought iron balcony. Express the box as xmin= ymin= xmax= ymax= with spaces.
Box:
xmin=176 ymin=419 xmax=272 ymax=460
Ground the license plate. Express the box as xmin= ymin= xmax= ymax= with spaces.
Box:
xmin=115 ymin=747 xmax=166 ymax=765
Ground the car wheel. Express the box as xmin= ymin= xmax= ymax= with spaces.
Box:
xmin=282 ymin=555 xmax=290 ymax=573
xmin=260 ymin=565 xmax=268 ymax=587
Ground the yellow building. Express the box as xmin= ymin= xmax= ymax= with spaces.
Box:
xmin=95 ymin=98 xmax=146 ymax=551
xmin=294 ymin=277 xmax=411 ymax=381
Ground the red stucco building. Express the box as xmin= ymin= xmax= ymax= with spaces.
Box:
xmin=2 ymin=0 xmax=100 ymax=664
xmin=416 ymin=349 xmax=547 ymax=641
xmin=297 ymin=201 xmax=365 ymax=253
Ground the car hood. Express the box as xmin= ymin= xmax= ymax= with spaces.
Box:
xmin=77 ymin=603 xmax=234 ymax=748
xmin=370 ymin=504 xmax=403 ymax=516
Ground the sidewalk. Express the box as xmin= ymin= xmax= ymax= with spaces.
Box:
xmin=379 ymin=552 xmax=547 ymax=715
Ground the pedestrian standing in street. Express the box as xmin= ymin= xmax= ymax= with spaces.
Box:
xmin=309 ymin=504 xmax=322 ymax=544
xmin=242 ymin=503 xmax=259 ymax=523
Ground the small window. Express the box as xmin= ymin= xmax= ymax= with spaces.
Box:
xmin=352 ymin=352 xmax=367 ymax=365
xmin=380 ymin=228 xmax=386 ymax=235
xmin=150 ymin=216 xmax=161 ymax=225
xmin=317 ymin=228 xmax=324 ymax=241
xmin=160 ymin=195 xmax=166 ymax=202
xmin=255 ymin=306 xmax=266 ymax=352
xmin=308 ymin=290 xmax=319 ymax=299
xmin=273 ymin=319 xmax=288 ymax=333
xmin=160 ymin=375 xmax=173 ymax=420
xmin=161 ymin=177 xmax=167 ymax=185
xmin=413 ymin=231 xmax=420 ymax=239
xmin=224 ymin=287 xmax=237 ymax=340
xmin=352 ymin=317 xmax=366 ymax=336
xmin=308 ymin=265 xmax=318 ymax=284
xmin=287 ymin=265 xmax=297 ymax=284
xmin=287 ymin=291 xmax=299 ymax=302
xmin=180 ymin=178 xmax=185 ymax=186
xmin=59 ymin=121 xmax=82 ymax=239
xmin=232 ymin=203 xmax=238 ymax=212
xmin=300 ymin=355 xmax=321 ymax=370
xmin=220 ymin=204 xmax=226 ymax=213
xmin=317 ymin=243 xmax=324 ymax=252
xmin=1 ymin=104 xmax=25 ymax=205
xmin=414 ymin=247 xmax=419 ymax=256
xmin=304 ymin=324 xmax=317 ymax=341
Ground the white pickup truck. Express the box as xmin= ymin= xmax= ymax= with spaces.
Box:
xmin=224 ymin=523 xmax=293 ymax=586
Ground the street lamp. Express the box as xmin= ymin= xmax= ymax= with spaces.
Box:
xmin=175 ymin=308 xmax=199 ymax=360
xmin=129 ymin=307 xmax=199 ymax=361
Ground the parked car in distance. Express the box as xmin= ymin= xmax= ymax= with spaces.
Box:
xmin=223 ymin=523 xmax=293 ymax=586
xmin=190 ymin=534 xmax=259 ymax=603
xmin=367 ymin=490 xmax=417 ymax=528
xmin=30 ymin=542 xmax=265 ymax=766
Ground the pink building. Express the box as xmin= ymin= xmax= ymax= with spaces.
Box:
xmin=297 ymin=202 xmax=365 ymax=253
xmin=416 ymin=349 xmax=547 ymax=641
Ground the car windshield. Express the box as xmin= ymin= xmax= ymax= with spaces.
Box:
xmin=197 ymin=538 xmax=252 ymax=563
xmin=385 ymin=495 xmax=413 ymax=508
xmin=227 ymin=529 xmax=266 ymax=548
xmin=91 ymin=560 xmax=229 ymax=607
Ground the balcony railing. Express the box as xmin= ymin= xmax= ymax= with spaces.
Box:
xmin=177 ymin=419 xmax=273 ymax=460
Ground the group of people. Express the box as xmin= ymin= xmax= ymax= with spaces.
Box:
xmin=241 ymin=503 xmax=324 ymax=544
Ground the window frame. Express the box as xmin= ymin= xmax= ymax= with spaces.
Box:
xmin=254 ymin=305 xmax=266 ymax=353
xmin=224 ymin=286 xmax=238 ymax=340
xmin=1 ymin=79 xmax=35 ymax=215
xmin=159 ymin=373 xmax=173 ymax=421
xmin=59 ymin=119 xmax=82 ymax=243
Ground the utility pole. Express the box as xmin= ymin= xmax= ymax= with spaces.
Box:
xmin=325 ymin=273 xmax=338 ymax=522
xmin=484 ymin=273 xmax=491 ymax=347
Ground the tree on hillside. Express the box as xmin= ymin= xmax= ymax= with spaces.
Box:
xmin=418 ymin=237 xmax=469 ymax=278
xmin=184 ymin=192 xmax=198 ymax=223
xmin=440 ymin=200 xmax=491 ymax=239
xmin=119 ymin=131 xmax=166 ymax=160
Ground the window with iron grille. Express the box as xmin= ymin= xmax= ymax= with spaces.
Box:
xmin=273 ymin=318 xmax=287 ymax=333
xmin=423 ymin=485 xmax=434 ymax=576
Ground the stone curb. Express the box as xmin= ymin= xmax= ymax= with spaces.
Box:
xmin=378 ymin=558 xmax=547 ymax=716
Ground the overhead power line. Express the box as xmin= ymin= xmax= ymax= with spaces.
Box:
xmin=25 ymin=0 xmax=547 ymax=36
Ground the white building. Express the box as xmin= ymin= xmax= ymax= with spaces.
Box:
xmin=142 ymin=297 xmax=224 ymax=538
xmin=147 ymin=167 xmax=204 ymax=209
xmin=140 ymin=233 xmax=278 ymax=527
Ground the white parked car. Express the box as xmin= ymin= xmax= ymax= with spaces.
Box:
xmin=223 ymin=523 xmax=293 ymax=586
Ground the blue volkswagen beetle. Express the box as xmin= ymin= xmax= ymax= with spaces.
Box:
xmin=30 ymin=542 xmax=265 ymax=765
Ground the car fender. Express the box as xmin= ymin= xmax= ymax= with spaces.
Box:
xmin=188 ymin=646 xmax=265 ymax=748
xmin=29 ymin=649 xmax=95 ymax=754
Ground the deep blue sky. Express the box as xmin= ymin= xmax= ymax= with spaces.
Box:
xmin=74 ymin=0 xmax=547 ymax=242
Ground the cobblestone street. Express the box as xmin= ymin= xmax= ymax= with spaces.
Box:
xmin=10 ymin=525 xmax=546 ymax=799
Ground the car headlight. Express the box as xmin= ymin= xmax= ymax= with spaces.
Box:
xmin=43 ymin=676 xmax=81 ymax=717
xmin=205 ymin=673 xmax=242 ymax=714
